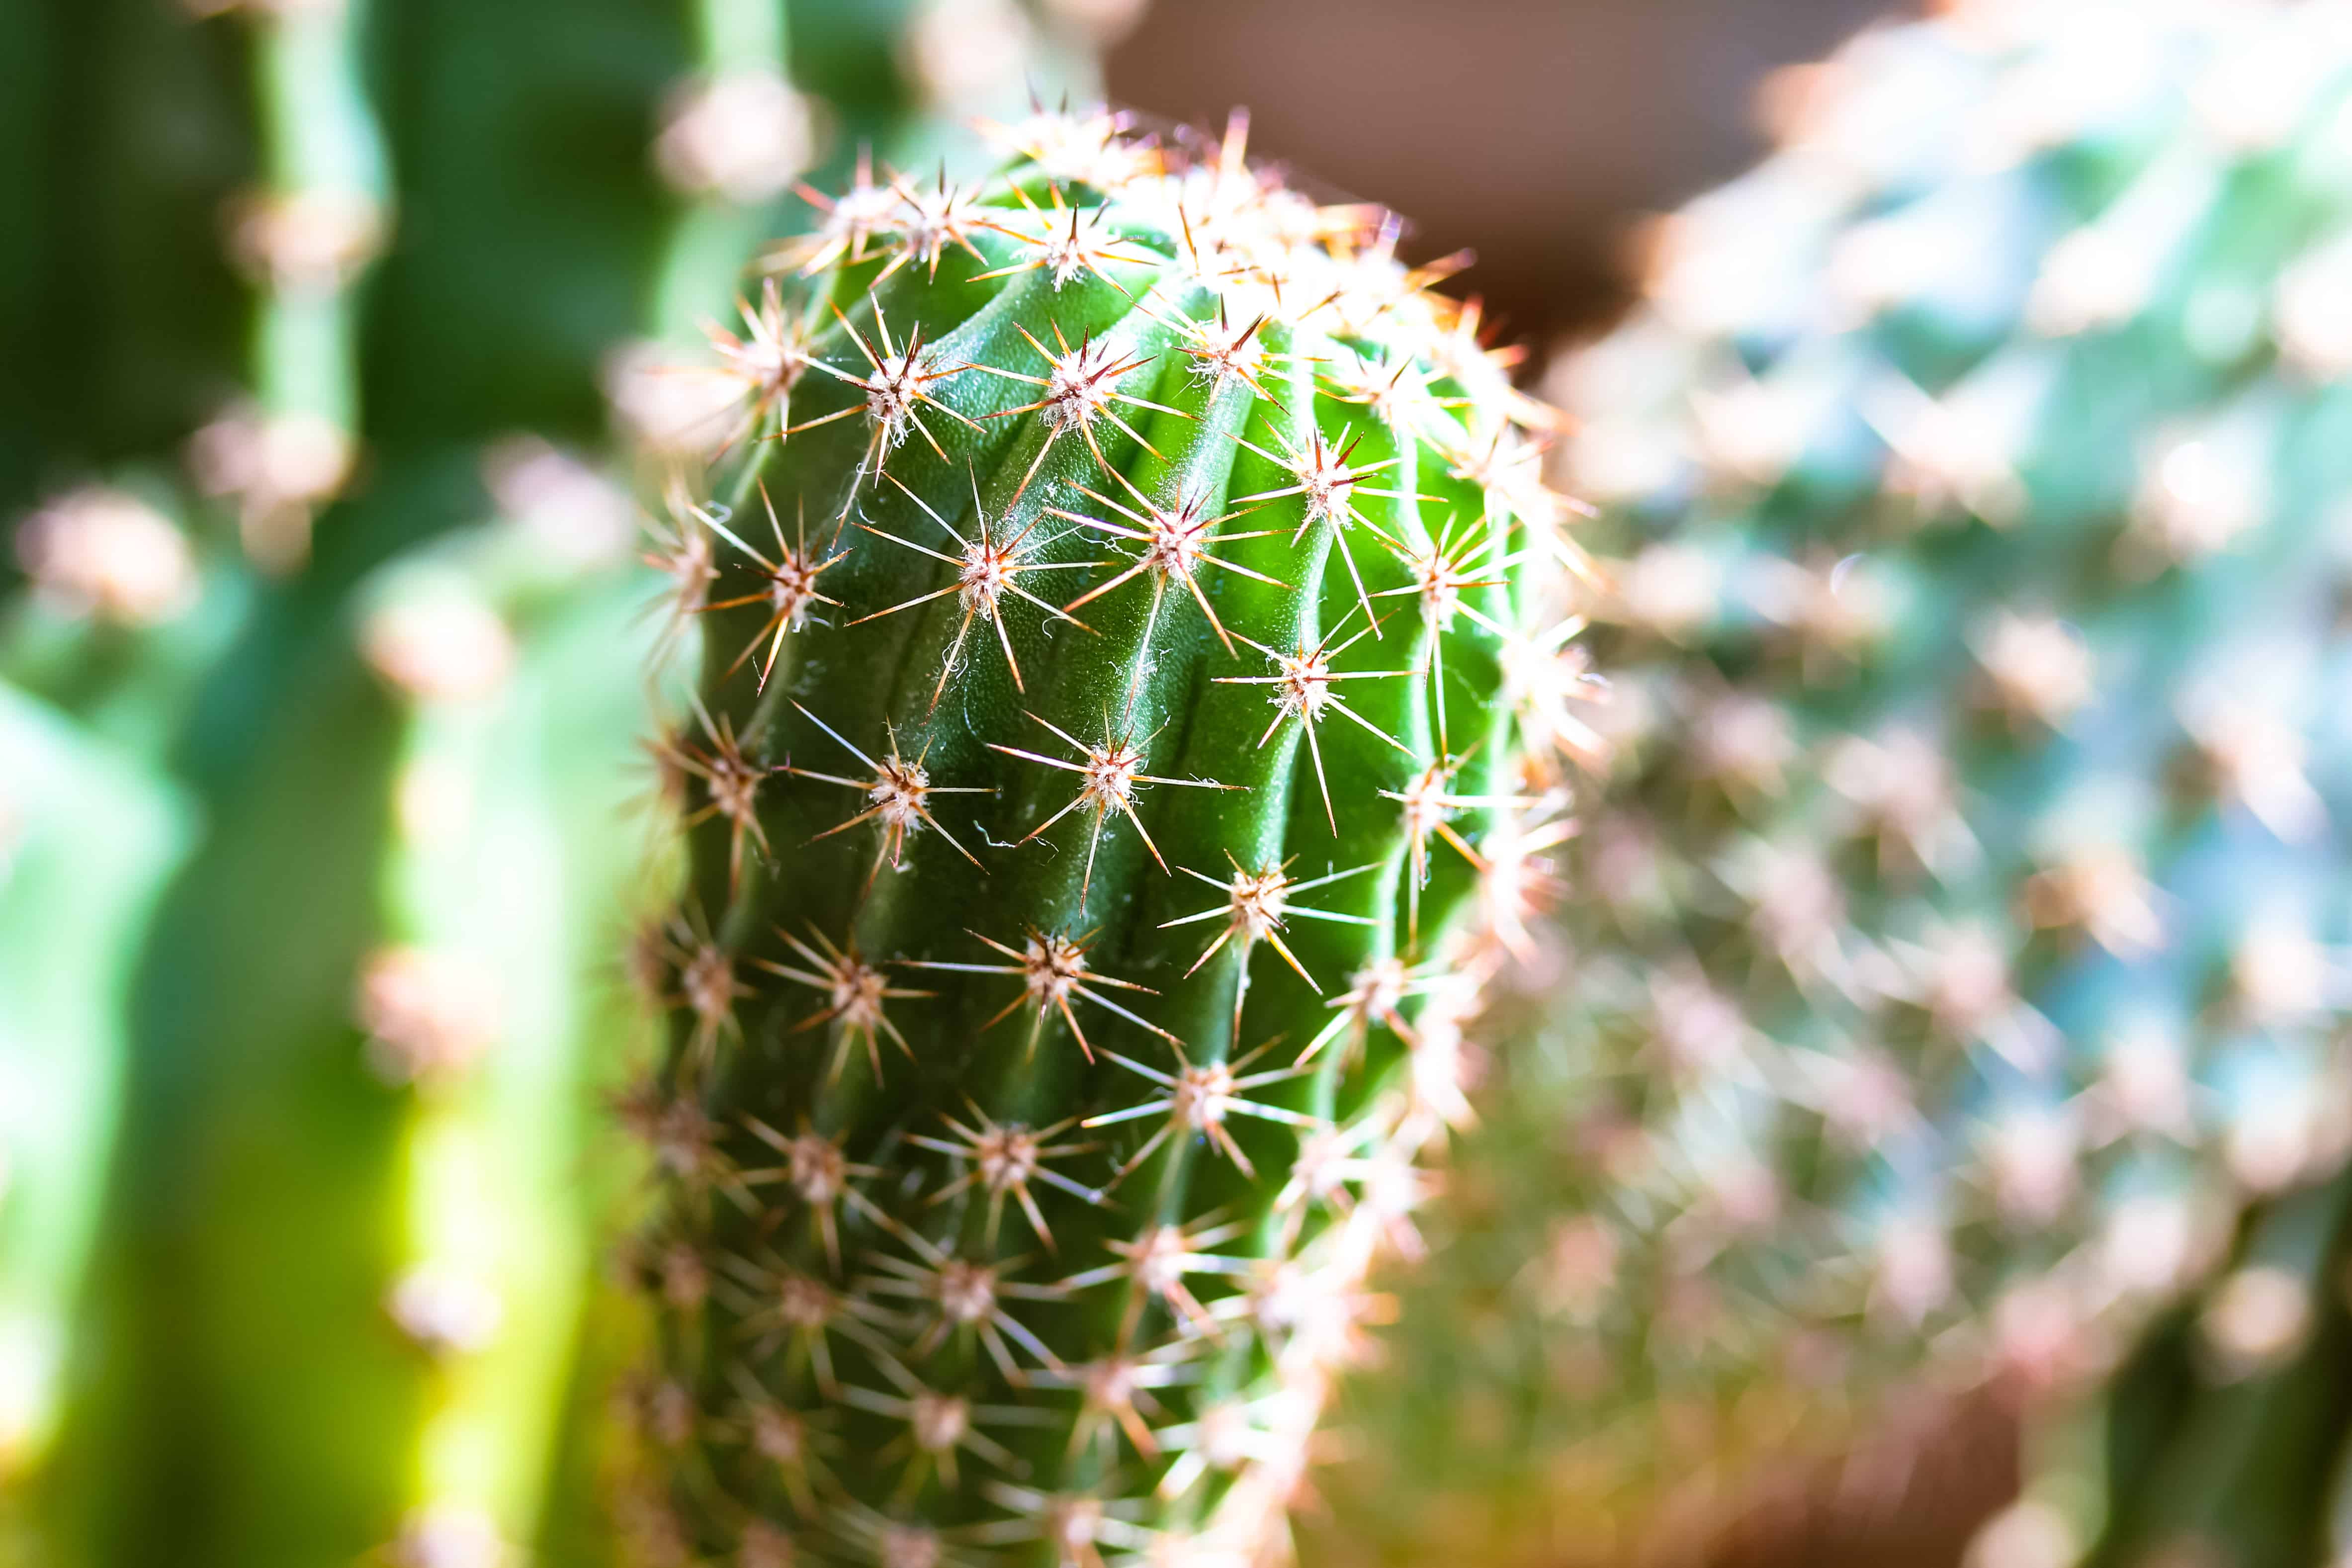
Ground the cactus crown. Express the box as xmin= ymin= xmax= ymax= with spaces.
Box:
xmin=632 ymin=108 xmax=1588 ymax=1563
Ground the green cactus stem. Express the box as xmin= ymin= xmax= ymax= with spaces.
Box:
xmin=51 ymin=502 xmax=663 ymax=1568
xmin=0 ymin=689 xmax=188 ymax=1549
xmin=2077 ymin=1165 xmax=2352 ymax=1568
xmin=625 ymin=108 xmax=1590 ymax=1564
xmin=12 ymin=3 xmax=1124 ymax=1563
xmin=181 ymin=0 xmax=387 ymax=570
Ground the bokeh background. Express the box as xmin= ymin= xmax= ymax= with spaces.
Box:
xmin=30 ymin=3 xmax=2341 ymax=1567
xmin=1107 ymin=0 xmax=1889 ymax=349
xmin=0 ymin=0 xmax=1979 ymax=1554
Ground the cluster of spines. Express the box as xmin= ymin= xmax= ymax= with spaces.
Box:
xmin=613 ymin=0 xmax=1128 ymax=465
xmin=616 ymin=106 xmax=1595 ymax=1565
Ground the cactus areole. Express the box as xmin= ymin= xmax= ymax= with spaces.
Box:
xmin=632 ymin=110 xmax=1592 ymax=1562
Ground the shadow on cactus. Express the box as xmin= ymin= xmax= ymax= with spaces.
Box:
xmin=618 ymin=108 xmax=1593 ymax=1564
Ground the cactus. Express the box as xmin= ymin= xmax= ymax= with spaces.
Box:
xmin=4 ymin=2 xmax=1118 ymax=1564
xmin=49 ymin=508 xmax=666 ymax=1568
xmin=3 ymin=481 xmax=253 ymax=766
xmin=1317 ymin=3 xmax=2352 ymax=1563
xmin=624 ymin=108 xmax=1585 ymax=1564
xmin=2050 ymin=1159 xmax=2352 ymax=1568
xmin=0 ymin=688 xmax=188 ymax=1560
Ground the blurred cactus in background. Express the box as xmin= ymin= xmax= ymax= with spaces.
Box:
xmin=0 ymin=2 xmax=1123 ymax=1565
xmin=32 ymin=1 xmax=2352 ymax=1568
xmin=49 ymin=505 xmax=662 ymax=1568
xmin=618 ymin=107 xmax=1588 ymax=1565
xmin=1316 ymin=3 xmax=2352 ymax=1566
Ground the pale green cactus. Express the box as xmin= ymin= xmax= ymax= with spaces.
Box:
xmin=6 ymin=2 xmax=1122 ymax=1565
xmin=52 ymin=505 xmax=662 ymax=1568
xmin=0 ymin=689 xmax=187 ymax=1561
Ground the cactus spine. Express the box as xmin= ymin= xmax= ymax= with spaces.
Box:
xmin=1326 ymin=3 xmax=2352 ymax=1562
xmin=631 ymin=111 xmax=1585 ymax=1562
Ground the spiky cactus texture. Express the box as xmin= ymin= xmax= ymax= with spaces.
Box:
xmin=625 ymin=109 xmax=1586 ymax=1565
xmin=1320 ymin=3 xmax=2352 ymax=1564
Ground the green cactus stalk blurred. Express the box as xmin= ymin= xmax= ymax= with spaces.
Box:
xmin=621 ymin=109 xmax=1589 ymax=1563
xmin=4 ymin=2 xmax=1128 ymax=1565
xmin=55 ymin=510 xmax=666 ymax=1568
xmin=2062 ymin=1162 xmax=2352 ymax=1568
xmin=0 ymin=692 xmax=188 ymax=1558
xmin=1317 ymin=3 xmax=2352 ymax=1565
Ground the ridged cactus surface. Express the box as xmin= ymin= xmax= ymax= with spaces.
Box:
xmin=1325 ymin=3 xmax=2352 ymax=1563
xmin=631 ymin=111 xmax=1585 ymax=1564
